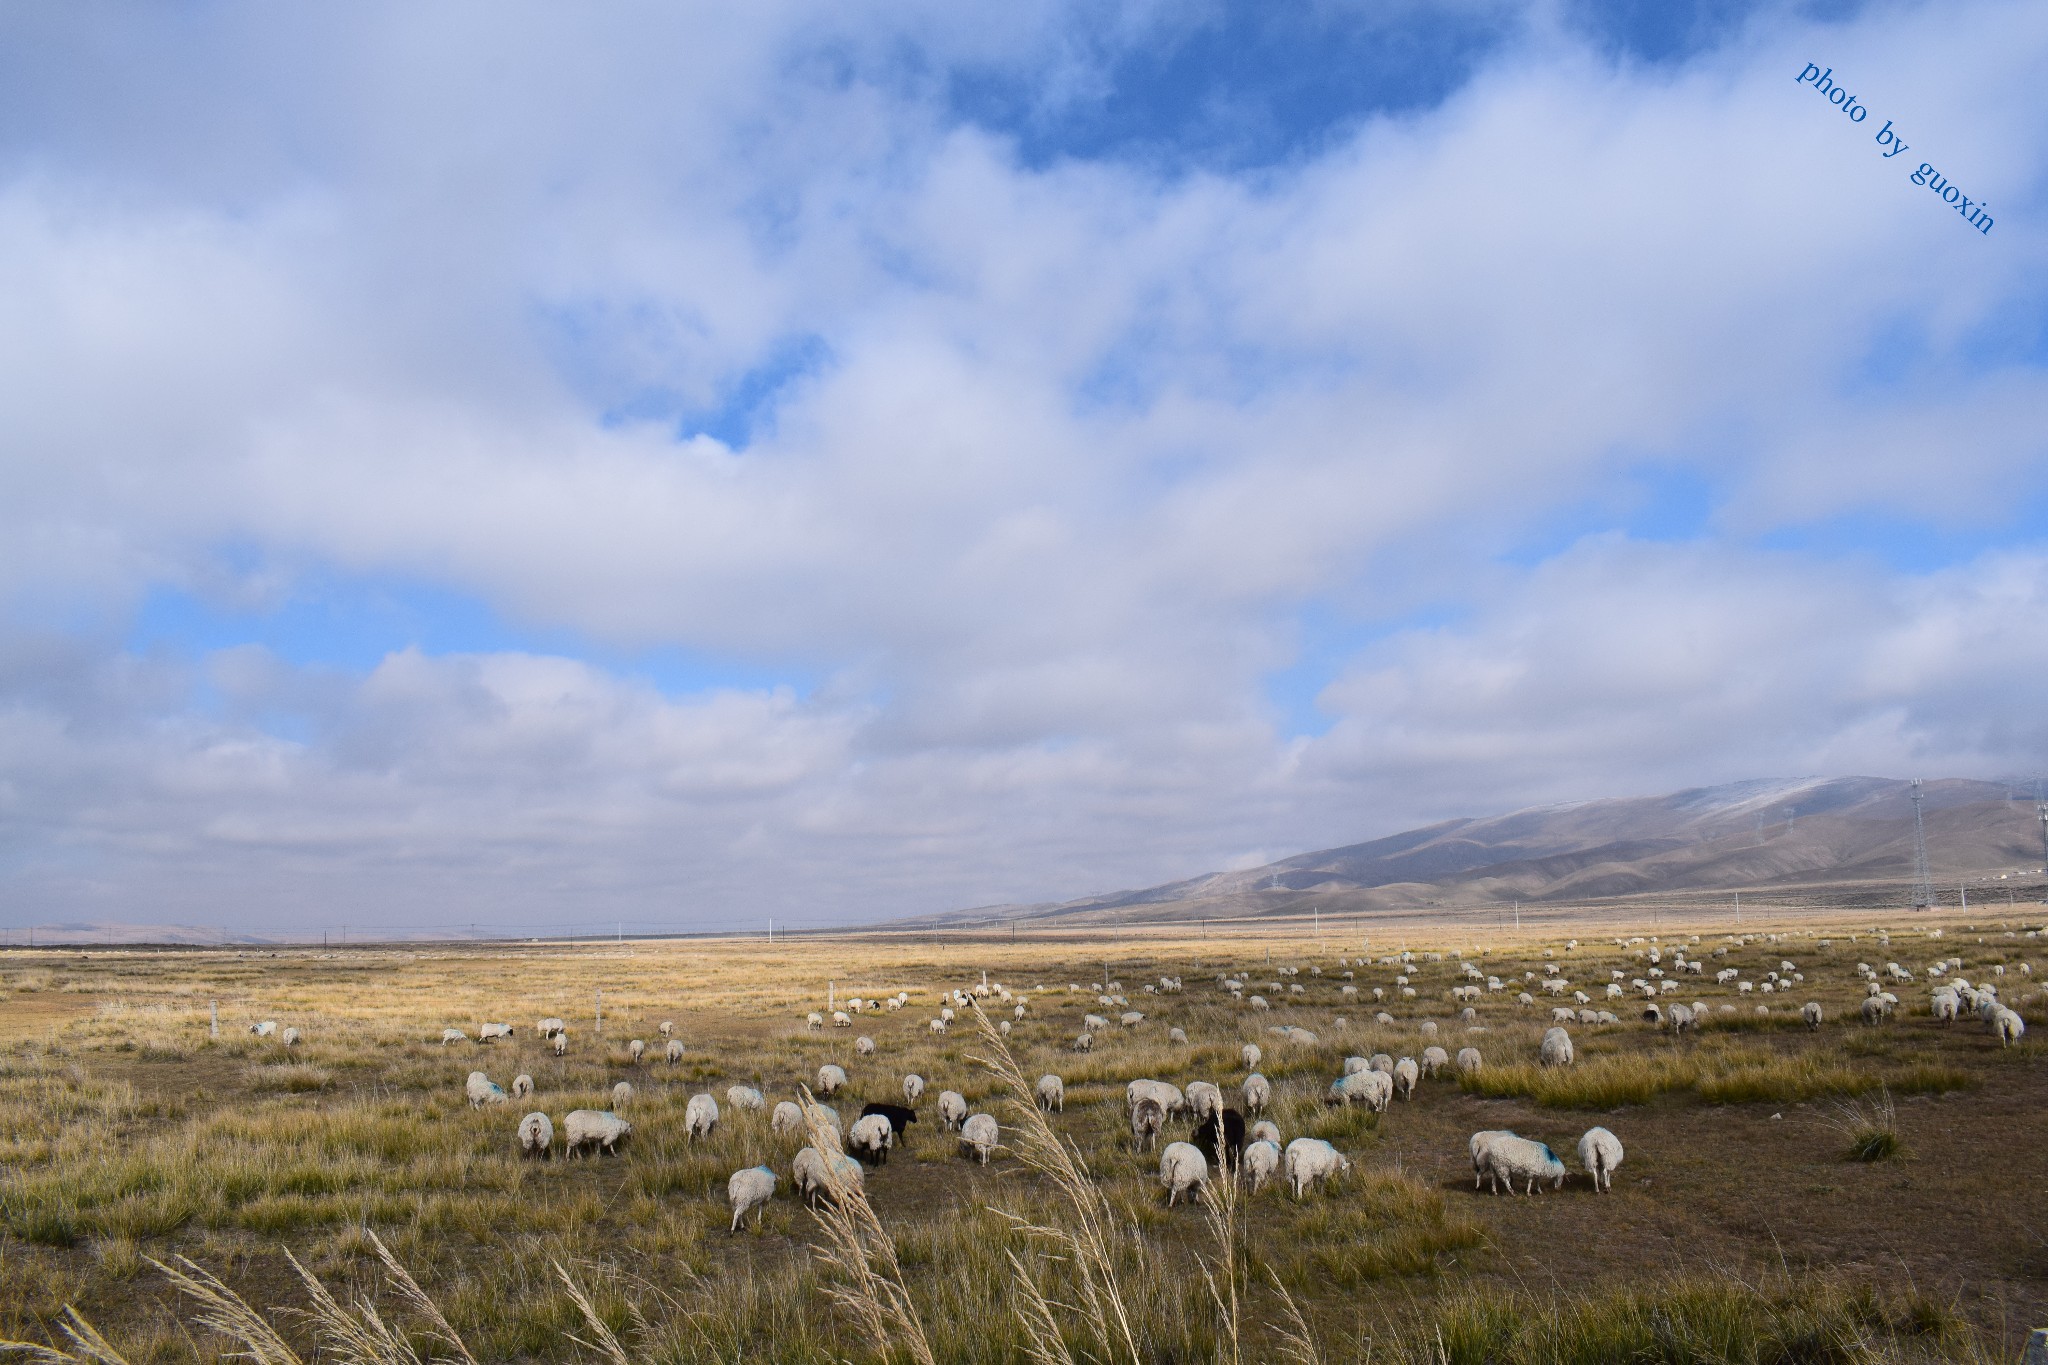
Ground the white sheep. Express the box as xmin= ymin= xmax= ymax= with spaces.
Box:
xmin=832 ymin=1011 xmax=852 ymax=1028
xmin=771 ymin=1101 xmax=804 ymax=1136
xmin=1131 ymin=1098 xmax=1166 ymax=1152
xmin=1392 ymin=1057 xmax=1420 ymax=1101
xmin=726 ymin=1085 xmax=765 ymax=1110
xmin=1993 ymin=1007 xmax=2025 ymax=1046
xmin=665 ymin=1038 xmax=685 ymax=1064
xmin=564 ymin=1109 xmax=631 ymax=1157
xmin=1860 ymin=995 xmax=1890 ymax=1025
xmin=477 ymin=1022 xmax=512 ymax=1043
xmin=440 ymin=1028 xmax=467 ymax=1045
xmin=1250 ymin=1118 xmax=1281 ymax=1145
xmin=537 ymin=1017 xmax=566 ymax=1039
xmin=1539 ymin=1027 xmax=1574 ymax=1067
xmin=511 ymin=1073 xmax=533 ymax=1100
xmin=1158 ymin=1140 xmax=1208 ymax=1205
xmin=627 ymin=1039 xmax=646 ymax=1064
xmin=816 ymin=1064 xmax=847 ymax=1096
xmin=1241 ymin=1139 xmax=1282 ymax=1194
xmin=1930 ymin=990 xmax=1959 ymax=1023
xmin=1036 ymin=1074 xmax=1065 ymax=1112
xmin=1802 ymin=1002 xmax=1824 ymax=1030
xmin=1283 ymin=1138 xmax=1350 ymax=1198
xmin=1328 ymin=1069 xmax=1390 ymax=1112
xmin=250 ymin=1021 xmax=277 ymax=1038
xmin=1456 ymin=1046 xmax=1483 ymax=1075
xmin=847 ymin=1113 xmax=896 ymax=1164
xmin=1578 ymin=1126 xmax=1623 ymax=1192
xmin=728 ymin=1165 xmax=777 ymax=1231
xmin=960 ymin=1112 xmax=1000 ymax=1163
xmin=807 ymin=1012 xmax=824 ymax=1031
xmin=855 ymin=1035 xmax=875 ymax=1056
xmin=938 ymin=1090 xmax=969 ymax=1132
xmin=1421 ymin=1045 xmax=1449 ymax=1078
xmin=792 ymin=1147 xmax=864 ymax=1206
xmin=1242 ymin=1073 xmax=1271 ymax=1114
xmin=930 ymin=1017 xmax=949 ymax=1035
xmin=517 ymin=1111 xmax=553 ymax=1158
xmin=552 ymin=1032 xmax=568 ymax=1057
xmin=280 ymin=1027 xmax=302 ymax=1047
xmin=1241 ymin=1043 xmax=1262 ymax=1070
xmin=1127 ymin=1079 xmax=1186 ymax=1118
xmin=1121 ymin=1011 xmax=1145 ymax=1027
xmin=466 ymin=1071 xmax=508 ymax=1108
xmin=1072 ymin=1031 xmax=1092 ymax=1051
xmin=1186 ymin=1081 xmax=1223 ymax=1122
xmin=658 ymin=1021 xmax=674 ymax=1037
xmin=686 ymin=1092 xmax=720 ymax=1141
xmin=902 ymin=1073 xmax=926 ymax=1105
xmin=1370 ymin=1052 xmax=1394 ymax=1074
xmin=1168 ymin=1026 xmax=1188 ymax=1043
xmin=611 ymin=1081 xmax=633 ymax=1110
xmin=1342 ymin=1055 xmax=1371 ymax=1076
xmin=1477 ymin=1132 xmax=1566 ymax=1194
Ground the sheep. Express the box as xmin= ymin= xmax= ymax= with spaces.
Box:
xmin=938 ymin=1091 xmax=969 ymax=1132
xmin=1802 ymin=1001 xmax=1824 ymax=1030
xmin=728 ymin=1165 xmax=777 ymax=1232
xmin=1241 ymin=1043 xmax=1263 ymax=1071
xmin=1369 ymin=1052 xmax=1394 ymax=1074
xmin=1083 ymin=1013 xmax=1109 ymax=1031
xmin=611 ymin=1081 xmax=633 ymax=1109
xmin=960 ymin=1112 xmax=1000 ymax=1163
xmin=1993 ymin=1007 xmax=2025 ymax=1046
xmin=807 ymin=1012 xmax=824 ymax=1031
xmin=685 ymin=1093 xmax=720 ymax=1141
xmin=1420 ymin=1045 xmax=1450 ymax=1078
xmin=817 ymin=1064 xmax=848 ymax=1096
xmin=627 ymin=1039 xmax=647 ymax=1064
xmin=727 ymin=1085 xmax=765 ymax=1111
xmin=537 ymin=1017 xmax=566 ymax=1039
xmin=478 ymin=1022 xmax=513 ymax=1043
xmin=792 ymin=1147 xmax=865 ymax=1206
xmin=1072 ymin=1031 xmax=1093 ymax=1051
xmin=1930 ymin=990 xmax=1959 ymax=1023
xmin=1186 ymin=1081 xmax=1223 ymax=1123
xmin=1168 ymin=1026 xmax=1188 ymax=1044
xmin=930 ymin=1018 xmax=949 ymax=1035
xmin=1328 ymin=1069 xmax=1390 ymax=1112
xmin=1131 ymin=1097 xmax=1167 ymax=1152
xmin=1341 ymin=1055 xmax=1371 ymax=1076
xmin=800 ymin=1102 xmax=844 ymax=1150
xmin=1392 ymin=1057 xmax=1420 ymax=1101
xmin=771 ymin=1101 xmax=805 ymax=1136
xmin=1469 ymin=1130 xmax=1511 ymax=1188
xmin=665 ymin=1038 xmax=685 ymax=1064
xmin=1283 ymin=1138 xmax=1350 ymax=1198
xmin=517 ymin=1111 xmax=553 ymax=1159
xmin=1242 ymin=1073 xmax=1271 ymax=1115
xmin=1539 ymin=1027 xmax=1574 ymax=1067
xmin=832 ymin=1011 xmax=852 ymax=1028
xmin=1250 ymin=1118 xmax=1281 ymax=1147
xmin=1476 ymin=1132 xmax=1567 ymax=1194
xmin=466 ymin=1071 xmax=509 ymax=1108
xmin=564 ymin=1109 xmax=632 ymax=1157
xmin=1668 ymin=1004 xmax=1696 ymax=1034
xmin=847 ymin=1113 xmax=896 ymax=1165
xmin=552 ymin=1032 xmax=568 ymax=1056
xmin=1242 ymin=1138 xmax=1282 ymax=1194
xmin=658 ymin=1021 xmax=674 ymax=1037
xmin=902 ymin=1073 xmax=926 ymax=1105
xmin=1456 ymin=1046 xmax=1483 ymax=1075
xmin=1248 ymin=995 xmax=1270 ymax=1011
xmin=440 ymin=1028 xmax=467 ymax=1045
xmin=853 ymin=1035 xmax=876 ymax=1058
xmin=250 ymin=1021 xmax=278 ymax=1038
xmin=1036 ymin=1074 xmax=1065 ymax=1112
xmin=1191 ymin=1107 xmax=1246 ymax=1172
xmin=1578 ymin=1126 xmax=1623 ymax=1192
xmin=280 ymin=1027 xmax=302 ymax=1047
xmin=1860 ymin=995 xmax=1890 ymax=1025
xmin=1127 ymin=1079 xmax=1186 ymax=1118
xmin=511 ymin=1073 xmax=534 ymax=1100
xmin=1160 ymin=1140 xmax=1208 ymax=1205
xmin=1120 ymin=1011 xmax=1145 ymax=1028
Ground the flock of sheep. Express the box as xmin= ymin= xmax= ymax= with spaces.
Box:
xmin=344 ymin=926 xmax=2031 ymax=1233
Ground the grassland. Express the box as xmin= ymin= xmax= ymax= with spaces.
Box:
xmin=0 ymin=911 xmax=2042 ymax=1363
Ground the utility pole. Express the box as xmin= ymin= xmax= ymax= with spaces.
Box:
xmin=1735 ymin=891 xmax=1741 ymax=925
xmin=595 ymin=989 xmax=602 ymax=1037
xmin=1909 ymin=779 xmax=1934 ymax=911
xmin=1512 ymin=900 xmax=1520 ymax=931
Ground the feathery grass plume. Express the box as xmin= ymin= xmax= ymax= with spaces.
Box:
xmin=278 ymin=1226 xmax=480 ymax=1365
xmin=1196 ymin=1144 xmax=1243 ymax=1365
xmin=1261 ymin=1268 xmax=1327 ymax=1365
xmin=1827 ymin=1088 xmax=1902 ymax=1163
xmin=0 ymin=1306 xmax=137 ymax=1365
xmin=553 ymin=1264 xmax=633 ymax=1365
xmin=967 ymin=1000 xmax=1146 ymax=1365
xmin=796 ymin=1084 xmax=938 ymax=1365
xmin=146 ymin=1255 xmax=307 ymax=1365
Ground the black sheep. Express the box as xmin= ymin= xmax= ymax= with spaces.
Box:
xmin=1191 ymin=1107 xmax=1245 ymax=1171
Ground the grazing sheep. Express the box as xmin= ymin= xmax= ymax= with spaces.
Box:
xmin=1341 ymin=1055 xmax=1372 ymax=1076
xmin=1930 ymin=991 xmax=1959 ymax=1024
xmin=552 ymin=1031 xmax=568 ymax=1056
xmin=1072 ymin=1031 xmax=1093 ymax=1051
xmin=658 ymin=1021 xmax=674 ymax=1037
xmin=847 ymin=1113 xmax=896 ymax=1165
xmin=1127 ymin=1079 xmax=1187 ymax=1118
xmin=1242 ymin=1138 xmax=1282 ymax=1194
xmin=1248 ymin=995 xmax=1270 ymax=1011
xmin=611 ymin=1081 xmax=633 ymax=1110
xmin=1328 ymin=1069 xmax=1391 ymax=1112
xmin=728 ymin=1165 xmax=777 ymax=1231
xmin=1151 ymin=1142 xmax=1207 ymax=1211
xmin=855 ymin=1036 xmax=875 ymax=1056
xmin=1578 ymin=1126 xmax=1623 ymax=1192
xmin=1993 ymin=1007 xmax=2025 ymax=1046
xmin=478 ymin=1023 xmax=513 ymax=1043
xmin=807 ymin=1012 xmax=824 ymax=1031
xmin=1131 ymin=1097 xmax=1167 ymax=1152
xmin=792 ymin=1147 xmax=864 ymax=1206
xmin=1802 ymin=1001 xmax=1824 ymax=1030
xmin=902 ymin=1073 xmax=926 ymax=1105
xmin=859 ymin=1102 xmax=918 ymax=1141
xmin=960 ymin=1113 xmax=1000 ymax=1163
xmin=1192 ymin=1108 xmax=1246 ymax=1171
xmin=511 ymin=1074 xmax=534 ymax=1100
xmin=1539 ymin=1027 xmax=1574 ymax=1067
xmin=537 ymin=1018 xmax=566 ymax=1039
xmin=1242 ymin=1073 xmax=1271 ymax=1114
xmin=1369 ymin=1053 xmax=1394 ymax=1074
xmin=1456 ymin=1046 xmax=1483 ymax=1075
xmin=1477 ymin=1132 xmax=1567 ymax=1195
xmin=727 ymin=1085 xmax=765 ymax=1111
xmin=1860 ymin=995 xmax=1890 ymax=1025
xmin=564 ymin=1109 xmax=631 ymax=1157
xmin=930 ymin=1018 xmax=949 ymax=1035
xmin=1469 ymin=1130 xmax=1512 ymax=1188
xmin=1241 ymin=1043 xmax=1262 ymax=1071
xmin=1120 ymin=1011 xmax=1145 ymax=1028
xmin=1036 ymin=1074 xmax=1065 ymax=1112
xmin=1083 ymin=1014 xmax=1109 ymax=1031
xmin=517 ymin=1111 xmax=553 ymax=1158
xmin=685 ymin=1093 xmax=720 ymax=1141
xmin=1392 ymin=1057 xmax=1420 ymax=1101
xmin=627 ymin=1039 xmax=647 ymax=1064
xmin=1186 ymin=1081 xmax=1223 ymax=1123
xmin=466 ymin=1071 xmax=508 ymax=1108
xmin=665 ymin=1038 xmax=685 ymax=1064
xmin=938 ymin=1091 xmax=969 ymax=1132
xmin=250 ymin=1021 xmax=277 ymax=1038
xmin=771 ymin=1101 xmax=805 ymax=1136
xmin=1421 ymin=1045 xmax=1450 ymax=1078
xmin=801 ymin=1103 xmax=844 ymax=1149
xmin=817 ymin=1064 xmax=848 ymax=1096
xmin=1014 ymin=1004 xmax=1028 ymax=1021
xmin=832 ymin=1011 xmax=852 ymax=1028
xmin=1668 ymin=1004 xmax=1696 ymax=1034
xmin=1283 ymin=1138 xmax=1351 ymax=1199
xmin=279 ymin=1027 xmax=302 ymax=1047
xmin=440 ymin=1028 xmax=467 ymax=1045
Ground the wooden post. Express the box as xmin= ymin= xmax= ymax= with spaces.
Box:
xmin=209 ymin=1001 xmax=219 ymax=1038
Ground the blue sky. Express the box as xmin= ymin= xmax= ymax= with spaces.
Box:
xmin=1 ymin=0 xmax=2043 ymax=934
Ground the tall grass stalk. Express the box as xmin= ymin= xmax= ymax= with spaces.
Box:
xmin=969 ymin=1002 xmax=1146 ymax=1365
xmin=0 ymin=1307 xmax=136 ymax=1365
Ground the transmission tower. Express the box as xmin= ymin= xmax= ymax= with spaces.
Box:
xmin=1908 ymin=779 xmax=1933 ymax=911
xmin=2036 ymin=779 xmax=2048 ymax=904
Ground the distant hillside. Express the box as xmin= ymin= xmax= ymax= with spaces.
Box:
xmin=914 ymin=776 xmax=2047 ymax=926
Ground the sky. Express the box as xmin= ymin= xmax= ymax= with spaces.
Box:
xmin=2 ymin=0 xmax=2045 ymax=936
